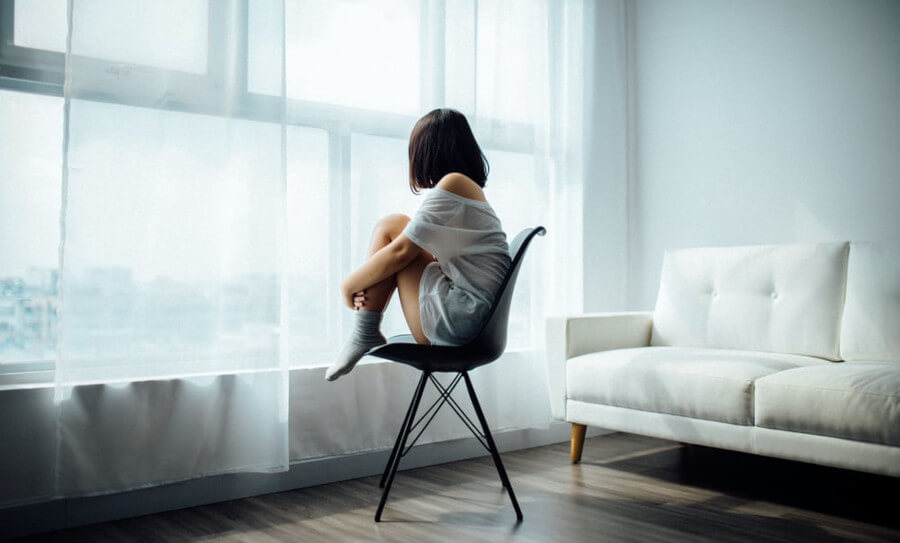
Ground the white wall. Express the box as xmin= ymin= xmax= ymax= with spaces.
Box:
xmin=613 ymin=0 xmax=900 ymax=310
xmin=582 ymin=0 xmax=630 ymax=312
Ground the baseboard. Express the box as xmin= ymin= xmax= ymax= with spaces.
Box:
xmin=0 ymin=422 xmax=608 ymax=539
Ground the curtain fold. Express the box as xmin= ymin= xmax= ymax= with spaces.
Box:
xmin=55 ymin=0 xmax=290 ymax=497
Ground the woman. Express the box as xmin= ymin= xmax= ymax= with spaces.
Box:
xmin=325 ymin=108 xmax=511 ymax=381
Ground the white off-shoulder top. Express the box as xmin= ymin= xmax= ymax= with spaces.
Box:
xmin=401 ymin=187 xmax=511 ymax=346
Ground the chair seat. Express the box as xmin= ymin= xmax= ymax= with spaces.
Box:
xmin=366 ymin=334 xmax=497 ymax=372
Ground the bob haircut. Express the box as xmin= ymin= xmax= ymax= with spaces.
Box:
xmin=408 ymin=108 xmax=489 ymax=194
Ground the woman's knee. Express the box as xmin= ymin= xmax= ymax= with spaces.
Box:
xmin=374 ymin=213 xmax=411 ymax=238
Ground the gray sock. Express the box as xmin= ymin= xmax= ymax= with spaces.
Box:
xmin=325 ymin=310 xmax=387 ymax=381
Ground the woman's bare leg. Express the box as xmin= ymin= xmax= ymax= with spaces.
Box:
xmin=326 ymin=214 xmax=434 ymax=381
xmin=356 ymin=213 xmax=434 ymax=344
xmin=396 ymin=253 xmax=433 ymax=345
xmin=356 ymin=213 xmax=408 ymax=312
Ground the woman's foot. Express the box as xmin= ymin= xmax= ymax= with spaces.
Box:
xmin=325 ymin=310 xmax=386 ymax=381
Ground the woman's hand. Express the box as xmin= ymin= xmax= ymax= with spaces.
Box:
xmin=352 ymin=290 xmax=367 ymax=310
xmin=341 ymin=280 xmax=367 ymax=310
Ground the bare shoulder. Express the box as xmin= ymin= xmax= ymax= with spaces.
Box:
xmin=435 ymin=173 xmax=487 ymax=202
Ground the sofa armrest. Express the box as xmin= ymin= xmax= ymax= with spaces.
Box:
xmin=545 ymin=312 xmax=654 ymax=420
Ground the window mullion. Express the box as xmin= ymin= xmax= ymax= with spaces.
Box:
xmin=205 ymin=0 xmax=249 ymax=112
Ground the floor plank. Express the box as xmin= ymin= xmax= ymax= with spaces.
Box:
xmin=21 ymin=433 xmax=900 ymax=542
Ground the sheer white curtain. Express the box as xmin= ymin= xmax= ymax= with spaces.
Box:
xmin=55 ymin=0 xmax=290 ymax=496
xmin=1 ymin=0 xmax=589 ymax=500
xmin=428 ymin=0 xmax=586 ymax=431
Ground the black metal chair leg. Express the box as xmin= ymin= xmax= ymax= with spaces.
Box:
xmin=380 ymin=372 xmax=427 ymax=488
xmin=463 ymin=372 xmax=523 ymax=522
xmin=375 ymin=371 xmax=429 ymax=522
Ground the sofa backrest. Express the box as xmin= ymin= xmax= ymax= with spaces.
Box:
xmin=650 ymin=242 xmax=849 ymax=361
xmin=840 ymin=242 xmax=900 ymax=362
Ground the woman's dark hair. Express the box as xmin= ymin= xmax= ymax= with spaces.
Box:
xmin=408 ymin=108 xmax=489 ymax=194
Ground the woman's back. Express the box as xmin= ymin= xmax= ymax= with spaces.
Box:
xmin=402 ymin=182 xmax=511 ymax=346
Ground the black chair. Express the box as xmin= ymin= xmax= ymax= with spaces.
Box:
xmin=366 ymin=226 xmax=546 ymax=523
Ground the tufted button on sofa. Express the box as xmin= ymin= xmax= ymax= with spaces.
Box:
xmin=547 ymin=242 xmax=900 ymax=476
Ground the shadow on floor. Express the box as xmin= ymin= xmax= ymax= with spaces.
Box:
xmin=581 ymin=435 xmax=900 ymax=530
xmin=437 ymin=489 xmax=854 ymax=543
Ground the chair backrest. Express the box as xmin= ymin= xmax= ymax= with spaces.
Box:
xmin=464 ymin=226 xmax=546 ymax=362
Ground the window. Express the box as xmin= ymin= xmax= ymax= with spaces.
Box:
xmin=69 ymin=1 xmax=209 ymax=74
xmin=0 ymin=1 xmax=564 ymax=375
xmin=60 ymin=100 xmax=283 ymax=373
xmin=284 ymin=0 xmax=422 ymax=115
xmin=286 ymin=125 xmax=331 ymax=361
xmin=0 ymin=89 xmax=63 ymax=365
xmin=475 ymin=0 xmax=549 ymax=123
xmin=15 ymin=0 xmax=208 ymax=71
xmin=13 ymin=0 xmax=67 ymax=53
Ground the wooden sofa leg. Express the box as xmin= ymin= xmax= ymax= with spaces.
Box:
xmin=571 ymin=423 xmax=587 ymax=463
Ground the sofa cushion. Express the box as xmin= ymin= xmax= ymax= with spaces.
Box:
xmin=840 ymin=242 xmax=900 ymax=362
xmin=755 ymin=362 xmax=900 ymax=447
xmin=650 ymin=242 xmax=849 ymax=360
xmin=566 ymin=347 xmax=828 ymax=425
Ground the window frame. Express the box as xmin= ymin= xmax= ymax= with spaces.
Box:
xmin=0 ymin=1 xmax=537 ymax=145
xmin=0 ymin=0 xmax=554 ymax=375
xmin=0 ymin=1 xmax=64 ymax=95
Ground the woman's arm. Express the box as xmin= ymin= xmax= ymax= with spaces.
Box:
xmin=340 ymin=234 xmax=420 ymax=309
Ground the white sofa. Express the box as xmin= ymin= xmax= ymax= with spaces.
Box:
xmin=547 ymin=242 xmax=900 ymax=477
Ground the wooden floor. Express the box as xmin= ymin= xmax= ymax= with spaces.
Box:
xmin=23 ymin=433 xmax=900 ymax=542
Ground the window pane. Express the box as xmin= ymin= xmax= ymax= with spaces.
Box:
xmin=284 ymin=0 xmax=421 ymax=114
xmin=0 ymin=90 xmax=63 ymax=364
xmin=350 ymin=134 xmax=420 ymax=338
xmin=476 ymin=0 xmax=548 ymax=123
xmin=69 ymin=0 xmax=209 ymax=74
xmin=61 ymin=101 xmax=282 ymax=372
xmin=13 ymin=0 xmax=68 ymax=53
xmin=484 ymin=149 xmax=538 ymax=348
xmin=247 ymin=0 xmax=284 ymax=96
xmin=286 ymin=126 xmax=331 ymax=364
